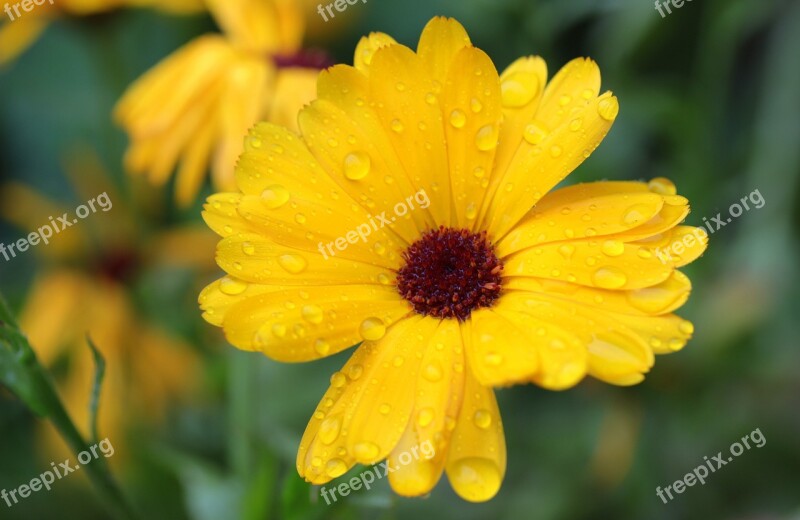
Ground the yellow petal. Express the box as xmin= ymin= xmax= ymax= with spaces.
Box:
xmin=388 ymin=319 xmax=464 ymax=496
xmin=463 ymin=308 xmax=539 ymax=386
xmin=440 ymin=46 xmax=502 ymax=229
xmin=445 ymin=366 xmax=505 ymax=502
xmin=416 ymin=16 xmax=472 ymax=84
xmin=297 ymin=316 xmax=435 ymax=484
xmin=485 ymin=57 xmax=617 ymax=238
xmin=353 ymin=32 xmax=397 ymax=73
xmin=207 ymin=282 xmax=409 ymax=360
xmin=235 ymin=122 xmax=412 ymax=266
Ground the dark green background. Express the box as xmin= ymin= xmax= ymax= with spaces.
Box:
xmin=1 ymin=0 xmax=799 ymax=518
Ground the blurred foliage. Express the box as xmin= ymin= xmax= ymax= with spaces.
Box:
xmin=1 ymin=0 xmax=799 ymax=519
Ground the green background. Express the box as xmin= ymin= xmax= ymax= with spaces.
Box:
xmin=1 ymin=0 xmax=799 ymax=518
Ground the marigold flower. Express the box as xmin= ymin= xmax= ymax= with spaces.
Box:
xmin=114 ymin=0 xmax=325 ymax=207
xmin=199 ymin=17 xmax=707 ymax=501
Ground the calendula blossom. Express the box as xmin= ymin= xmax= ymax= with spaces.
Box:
xmin=115 ymin=0 xmax=326 ymax=207
xmin=199 ymin=17 xmax=706 ymax=501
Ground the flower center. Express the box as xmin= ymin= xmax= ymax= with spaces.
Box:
xmin=272 ymin=49 xmax=334 ymax=70
xmin=396 ymin=227 xmax=503 ymax=321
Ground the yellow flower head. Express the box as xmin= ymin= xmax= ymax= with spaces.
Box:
xmin=199 ymin=17 xmax=707 ymax=501
xmin=115 ymin=0 xmax=324 ymax=207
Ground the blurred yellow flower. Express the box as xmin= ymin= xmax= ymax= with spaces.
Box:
xmin=199 ymin=17 xmax=707 ymax=501
xmin=115 ymin=0 xmax=326 ymax=207
xmin=0 ymin=149 xmax=214 ymax=462
xmin=0 ymin=0 xmax=203 ymax=65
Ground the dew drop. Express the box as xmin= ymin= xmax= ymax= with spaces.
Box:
xmin=325 ymin=458 xmax=348 ymax=478
xmin=448 ymin=458 xmax=502 ymax=501
xmin=597 ymin=96 xmax=619 ymax=121
xmin=592 ymin=266 xmax=628 ymax=289
xmin=359 ymin=317 xmax=386 ymax=341
xmin=278 ymin=254 xmax=308 ymax=274
xmin=558 ymin=244 xmax=575 ymax=259
xmin=473 ymin=409 xmax=492 ymax=429
xmin=417 ymin=407 xmax=434 ymax=427
xmin=261 ymin=185 xmax=290 ymax=209
xmin=523 ymin=123 xmax=548 ymax=145
xmin=314 ymin=339 xmax=331 ymax=356
xmin=470 ymin=98 xmax=483 ymax=113
xmin=648 ymin=177 xmax=677 ymax=195
xmin=219 ymin=276 xmax=248 ymax=295
xmin=475 ymin=125 xmax=498 ymax=151
xmin=353 ymin=442 xmax=380 ymax=461
xmin=450 ymin=109 xmax=467 ymax=128
xmin=500 ymin=70 xmax=539 ymax=107
xmin=465 ymin=203 xmax=477 ymax=220
xmin=294 ymin=213 xmax=307 ymax=224
xmin=272 ymin=323 xmax=287 ymax=338
xmin=301 ymin=304 xmax=324 ymax=324
xmin=601 ymin=240 xmax=625 ymax=257
xmin=343 ymin=151 xmax=371 ymax=180
xmin=423 ymin=361 xmax=443 ymax=382
xmin=549 ymin=145 xmax=563 ymax=157
xmin=390 ymin=119 xmax=404 ymax=133
xmin=330 ymin=372 xmax=347 ymax=388
xmin=484 ymin=352 xmax=503 ymax=366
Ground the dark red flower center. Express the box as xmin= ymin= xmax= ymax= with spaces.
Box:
xmin=396 ymin=227 xmax=503 ymax=321
xmin=272 ymin=49 xmax=334 ymax=70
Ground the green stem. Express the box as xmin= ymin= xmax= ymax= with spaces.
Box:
xmin=229 ymin=348 xmax=255 ymax=480
xmin=0 ymin=294 xmax=138 ymax=520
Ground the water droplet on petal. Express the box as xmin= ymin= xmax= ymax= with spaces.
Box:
xmin=261 ymin=185 xmax=290 ymax=209
xmin=278 ymin=254 xmax=308 ymax=274
xmin=475 ymin=125 xmax=498 ymax=150
xmin=390 ymin=119 xmax=404 ymax=133
xmin=325 ymin=458 xmax=348 ymax=478
xmin=500 ymin=70 xmax=540 ymax=107
xmin=470 ymin=98 xmax=483 ymax=113
xmin=302 ymin=304 xmax=324 ymax=324
xmin=449 ymin=458 xmax=502 ymax=502
xmin=465 ymin=203 xmax=477 ymax=220
xmin=219 ymin=276 xmax=248 ymax=295
xmin=622 ymin=204 xmax=652 ymax=226
xmin=450 ymin=109 xmax=467 ymax=128
xmin=523 ymin=123 xmax=548 ymax=145
xmin=601 ymin=240 xmax=625 ymax=257
xmin=353 ymin=442 xmax=380 ymax=461
xmin=549 ymin=144 xmax=563 ymax=157
xmin=379 ymin=403 xmax=391 ymax=415
xmin=330 ymin=371 xmax=347 ymax=388
xmin=319 ymin=415 xmax=342 ymax=444
xmin=679 ymin=320 xmax=694 ymax=335
xmin=417 ymin=407 xmax=434 ymax=427
xmin=359 ymin=317 xmax=386 ymax=341
xmin=484 ymin=352 xmax=503 ymax=366
xmin=648 ymin=177 xmax=677 ymax=195
xmin=423 ymin=361 xmax=443 ymax=381
xmin=344 ymin=151 xmax=371 ymax=180
xmin=592 ymin=266 xmax=628 ymax=289
xmin=272 ymin=323 xmax=287 ymax=338
xmin=473 ymin=409 xmax=492 ymax=429
xmin=598 ymin=96 xmax=619 ymax=121
xmin=314 ymin=339 xmax=331 ymax=356
xmin=558 ymin=244 xmax=575 ymax=259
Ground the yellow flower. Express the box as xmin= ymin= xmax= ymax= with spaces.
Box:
xmin=0 ymin=0 xmax=203 ymax=65
xmin=199 ymin=17 xmax=707 ymax=501
xmin=0 ymin=148 xmax=213 ymax=462
xmin=114 ymin=0 xmax=324 ymax=207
